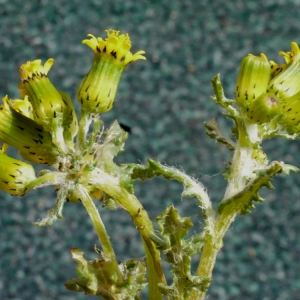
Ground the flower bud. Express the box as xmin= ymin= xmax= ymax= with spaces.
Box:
xmin=18 ymin=59 xmax=75 ymax=132
xmin=235 ymin=54 xmax=271 ymax=110
xmin=0 ymin=96 xmax=59 ymax=165
xmin=247 ymin=93 xmax=282 ymax=124
xmin=0 ymin=150 xmax=36 ymax=196
xmin=77 ymin=30 xmax=146 ymax=114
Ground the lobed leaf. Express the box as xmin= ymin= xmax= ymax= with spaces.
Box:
xmin=154 ymin=205 xmax=210 ymax=298
xmin=125 ymin=159 xmax=215 ymax=238
xmin=218 ymin=161 xmax=297 ymax=215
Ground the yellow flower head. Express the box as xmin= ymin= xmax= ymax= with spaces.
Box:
xmin=18 ymin=59 xmax=77 ymax=135
xmin=83 ymin=30 xmax=146 ymax=66
xmin=268 ymin=42 xmax=300 ymax=100
xmin=19 ymin=59 xmax=54 ymax=98
xmin=269 ymin=43 xmax=300 ymax=78
xmin=77 ymin=30 xmax=146 ymax=114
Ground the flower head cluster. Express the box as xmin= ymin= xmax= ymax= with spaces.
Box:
xmin=235 ymin=42 xmax=300 ymax=133
xmin=0 ymin=30 xmax=145 ymax=197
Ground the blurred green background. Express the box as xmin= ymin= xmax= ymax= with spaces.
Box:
xmin=1 ymin=1 xmax=300 ymax=299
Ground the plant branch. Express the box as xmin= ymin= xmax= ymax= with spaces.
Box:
xmin=76 ymin=184 xmax=117 ymax=261
xmin=127 ymin=159 xmax=215 ymax=238
xmin=77 ymin=108 xmax=92 ymax=153
xmin=189 ymin=118 xmax=261 ymax=300
xmin=80 ymin=167 xmax=166 ymax=300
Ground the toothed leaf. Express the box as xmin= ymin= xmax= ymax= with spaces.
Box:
xmin=155 ymin=205 xmax=210 ymax=297
xmin=96 ymin=120 xmax=128 ymax=173
xmin=204 ymin=118 xmax=235 ymax=150
xmin=218 ymin=161 xmax=284 ymax=215
xmin=211 ymin=74 xmax=238 ymax=117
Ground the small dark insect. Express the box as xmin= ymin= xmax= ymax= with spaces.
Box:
xmin=119 ymin=123 xmax=131 ymax=134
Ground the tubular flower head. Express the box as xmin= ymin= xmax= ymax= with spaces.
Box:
xmin=0 ymin=150 xmax=36 ymax=196
xmin=267 ymin=42 xmax=300 ymax=100
xmin=18 ymin=59 xmax=76 ymax=132
xmin=235 ymin=53 xmax=271 ymax=110
xmin=263 ymin=42 xmax=300 ymax=131
xmin=77 ymin=30 xmax=146 ymax=114
xmin=0 ymin=96 xmax=59 ymax=165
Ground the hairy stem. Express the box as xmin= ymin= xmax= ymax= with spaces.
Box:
xmin=51 ymin=119 xmax=70 ymax=155
xmin=26 ymin=172 xmax=68 ymax=191
xmin=77 ymin=108 xmax=92 ymax=153
xmin=81 ymin=168 xmax=166 ymax=300
xmin=189 ymin=120 xmax=258 ymax=300
xmin=77 ymin=185 xmax=116 ymax=260
xmin=86 ymin=118 xmax=102 ymax=153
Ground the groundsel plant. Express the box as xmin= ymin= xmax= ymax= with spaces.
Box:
xmin=1 ymin=30 xmax=300 ymax=299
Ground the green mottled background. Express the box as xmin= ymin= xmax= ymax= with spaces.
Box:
xmin=1 ymin=1 xmax=300 ymax=299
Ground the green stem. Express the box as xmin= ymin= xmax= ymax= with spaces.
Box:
xmin=77 ymin=185 xmax=116 ymax=260
xmin=223 ymin=121 xmax=259 ymax=199
xmin=77 ymin=108 xmax=92 ymax=152
xmin=81 ymin=168 xmax=166 ymax=300
xmin=26 ymin=171 xmax=68 ymax=191
xmin=188 ymin=211 xmax=236 ymax=300
xmin=85 ymin=118 xmax=101 ymax=156
xmin=51 ymin=118 xmax=70 ymax=155
xmin=143 ymin=240 xmax=164 ymax=300
xmin=189 ymin=120 xmax=258 ymax=300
